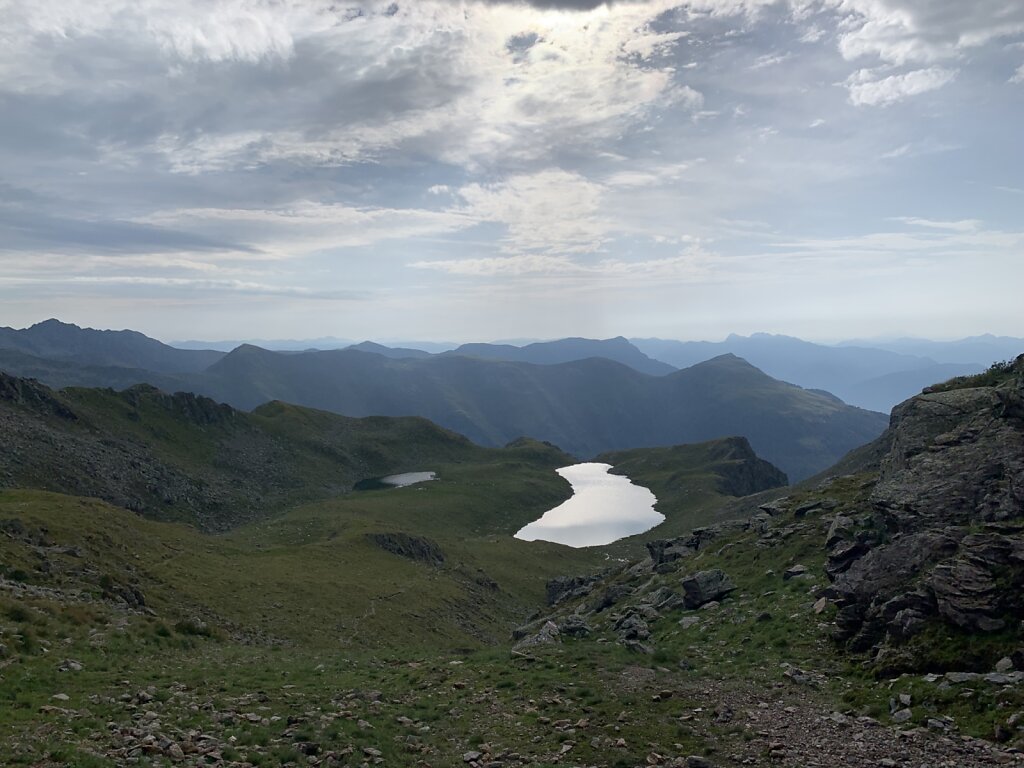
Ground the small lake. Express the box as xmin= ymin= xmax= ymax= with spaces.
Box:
xmin=354 ymin=471 xmax=436 ymax=490
xmin=514 ymin=463 xmax=662 ymax=548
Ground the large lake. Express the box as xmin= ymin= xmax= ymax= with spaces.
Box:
xmin=515 ymin=463 xmax=663 ymax=548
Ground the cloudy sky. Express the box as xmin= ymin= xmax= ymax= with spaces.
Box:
xmin=2 ymin=0 xmax=1022 ymax=343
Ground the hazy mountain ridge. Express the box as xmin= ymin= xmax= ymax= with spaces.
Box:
xmin=443 ymin=336 xmax=676 ymax=376
xmin=0 ymin=321 xmax=888 ymax=481
xmin=631 ymin=333 xmax=1008 ymax=412
xmin=836 ymin=334 xmax=1024 ymax=365
xmin=6 ymin=319 xmax=1019 ymax=416
xmin=193 ymin=346 xmax=886 ymax=481
xmin=0 ymin=319 xmax=224 ymax=373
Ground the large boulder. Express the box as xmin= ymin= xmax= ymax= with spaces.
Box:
xmin=681 ymin=569 xmax=736 ymax=609
xmin=546 ymin=574 xmax=603 ymax=606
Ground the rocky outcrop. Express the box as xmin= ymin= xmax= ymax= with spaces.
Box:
xmin=366 ymin=533 xmax=445 ymax=566
xmin=545 ymin=573 xmax=604 ymax=606
xmin=825 ymin=356 xmax=1024 ymax=665
xmin=0 ymin=372 xmax=77 ymax=421
xmin=707 ymin=437 xmax=790 ymax=496
xmin=122 ymin=384 xmax=236 ymax=426
xmin=681 ymin=569 xmax=737 ymax=609
xmin=645 ymin=522 xmax=748 ymax=571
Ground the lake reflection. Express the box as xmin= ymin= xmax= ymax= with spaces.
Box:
xmin=380 ymin=471 xmax=436 ymax=487
xmin=515 ymin=463 xmax=663 ymax=548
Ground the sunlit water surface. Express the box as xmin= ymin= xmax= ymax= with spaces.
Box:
xmin=514 ymin=463 xmax=662 ymax=548
xmin=380 ymin=471 xmax=436 ymax=487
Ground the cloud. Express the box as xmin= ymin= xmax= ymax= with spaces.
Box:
xmin=408 ymin=254 xmax=579 ymax=276
xmin=892 ymin=217 xmax=981 ymax=232
xmin=0 ymin=201 xmax=255 ymax=256
xmin=454 ymin=170 xmax=612 ymax=254
xmin=410 ymin=247 xmax=715 ymax=281
xmin=845 ymin=66 xmax=957 ymax=106
xmin=137 ymin=201 xmax=475 ymax=256
xmin=827 ymin=0 xmax=1024 ymax=66
xmin=2 ymin=0 xmax=1023 ymax=343
xmin=70 ymin=276 xmax=364 ymax=300
xmin=604 ymin=162 xmax=691 ymax=188
xmin=749 ymin=52 xmax=793 ymax=69
xmin=0 ymin=1 xmax=700 ymax=173
xmin=778 ymin=222 xmax=1024 ymax=255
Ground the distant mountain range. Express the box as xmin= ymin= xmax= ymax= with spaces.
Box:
xmin=0 ymin=321 xmax=889 ymax=482
xmin=834 ymin=334 xmax=1024 ymax=365
xmin=6 ymin=319 xmax=1014 ymax=476
xmin=629 ymin=333 xmax=1003 ymax=412
xmin=0 ymin=318 xmax=223 ymax=373
xmin=158 ymin=325 xmax=1024 ymax=413
xmin=441 ymin=336 xmax=675 ymax=376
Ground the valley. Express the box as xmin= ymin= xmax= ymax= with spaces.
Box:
xmin=1 ymin=354 xmax=1023 ymax=767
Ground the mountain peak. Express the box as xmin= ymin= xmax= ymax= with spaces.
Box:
xmin=32 ymin=318 xmax=79 ymax=330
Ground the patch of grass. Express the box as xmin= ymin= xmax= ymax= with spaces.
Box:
xmin=928 ymin=357 xmax=1021 ymax=393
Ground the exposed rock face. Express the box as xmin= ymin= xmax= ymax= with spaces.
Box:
xmin=646 ymin=523 xmax=747 ymax=570
xmin=545 ymin=574 xmax=603 ymax=606
xmin=708 ymin=437 xmax=789 ymax=496
xmin=366 ymin=533 xmax=445 ymax=566
xmin=512 ymin=620 xmax=560 ymax=650
xmin=826 ymin=356 xmax=1024 ymax=663
xmin=681 ymin=569 xmax=737 ymax=609
xmin=0 ymin=372 xmax=76 ymax=421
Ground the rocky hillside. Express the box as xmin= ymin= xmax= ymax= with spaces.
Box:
xmin=510 ymin=357 xmax=1024 ymax=754
xmin=825 ymin=356 xmax=1024 ymax=671
xmin=0 ymin=372 xmax=488 ymax=530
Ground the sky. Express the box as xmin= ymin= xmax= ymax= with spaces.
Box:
xmin=1 ymin=0 xmax=1022 ymax=344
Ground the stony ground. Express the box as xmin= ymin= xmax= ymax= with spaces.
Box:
xmin=6 ymin=634 xmax=1024 ymax=768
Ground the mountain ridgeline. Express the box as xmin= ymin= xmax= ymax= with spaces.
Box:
xmin=443 ymin=336 xmax=676 ymax=376
xmin=0 ymin=321 xmax=891 ymax=481
xmin=631 ymin=333 xmax=993 ymax=413
xmin=194 ymin=346 xmax=886 ymax=481
xmin=0 ymin=318 xmax=224 ymax=373
xmin=0 ymin=371 xmax=499 ymax=531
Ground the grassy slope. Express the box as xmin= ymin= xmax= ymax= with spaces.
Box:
xmin=5 ymin=471 xmax=1021 ymax=767
xmin=1 ymin=375 xmax=524 ymax=530
xmin=597 ymin=437 xmax=787 ymax=547
xmin=0 ymin=444 xmax=600 ymax=653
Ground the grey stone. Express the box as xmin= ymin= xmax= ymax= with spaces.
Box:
xmin=783 ymin=564 xmax=810 ymax=580
xmin=513 ymin=620 xmax=560 ymax=649
xmin=681 ymin=569 xmax=736 ymax=609
xmin=822 ymin=357 xmax=1024 ymax=667
xmin=826 ymin=515 xmax=855 ymax=549
xmin=946 ymin=672 xmax=981 ymax=683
